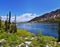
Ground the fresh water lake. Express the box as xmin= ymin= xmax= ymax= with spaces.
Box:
xmin=17 ymin=23 xmax=58 ymax=38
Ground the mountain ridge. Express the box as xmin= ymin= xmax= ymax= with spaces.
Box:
xmin=29 ymin=9 xmax=60 ymax=22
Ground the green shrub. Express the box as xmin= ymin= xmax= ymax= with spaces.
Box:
xmin=17 ymin=29 xmax=35 ymax=37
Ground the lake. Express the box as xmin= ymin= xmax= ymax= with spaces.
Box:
xmin=17 ymin=23 xmax=58 ymax=38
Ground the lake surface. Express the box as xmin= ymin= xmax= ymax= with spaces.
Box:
xmin=17 ymin=23 xmax=58 ymax=38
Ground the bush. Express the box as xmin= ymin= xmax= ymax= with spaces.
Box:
xmin=17 ymin=29 xmax=35 ymax=37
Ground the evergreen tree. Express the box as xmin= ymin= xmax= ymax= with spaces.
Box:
xmin=58 ymin=22 xmax=60 ymax=42
xmin=14 ymin=15 xmax=17 ymax=33
xmin=9 ymin=11 xmax=11 ymax=24
xmin=0 ymin=16 xmax=2 ymax=30
xmin=10 ymin=23 xmax=14 ymax=33
xmin=5 ymin=14 xmax=8 ymax=32
xmin=8 ymin=11 xmax=11 ymax=33
xmin=10 ymin=15 xmax=17 ymax=33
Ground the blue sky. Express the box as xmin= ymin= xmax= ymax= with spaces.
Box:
xmin=0 ymin=0 xmax=60 ymax=22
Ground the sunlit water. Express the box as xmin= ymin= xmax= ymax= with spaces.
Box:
xmin=17 ymin=23 xmax=58 ymax=38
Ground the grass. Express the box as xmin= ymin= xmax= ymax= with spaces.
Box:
xmin=0 ymin=28 xmax=60 ymax=47
xmin=17 ymin=28 xmax=35 ymax=37
xmin=0 ymin=28 xmax=35 ymax=47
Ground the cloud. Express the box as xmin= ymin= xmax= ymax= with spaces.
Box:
xmin=16 ymin=13 xmax=38 ymax=22
xmin=1 ymin=13 xmax=38 ymax=22
xmin=1 ymin=16 xmax=15 ymax=22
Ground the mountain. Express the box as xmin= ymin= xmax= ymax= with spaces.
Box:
xmin=29 ymin=9 xmax=60 ymax=22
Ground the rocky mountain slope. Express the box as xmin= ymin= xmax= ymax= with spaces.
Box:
xmin=29 ymin=9 xmax=60 ymax=22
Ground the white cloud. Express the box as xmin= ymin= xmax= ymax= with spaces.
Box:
xmin=16 ymin=13 xmax=38 ymax=22
xmin=1 ymin=13 xmax=38 ymax=22
xmin=1 ymin=16 xmax=7 ymax=21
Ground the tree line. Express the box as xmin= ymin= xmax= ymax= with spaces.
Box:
xmin=0 ymin=11 xmax=17 ymax=33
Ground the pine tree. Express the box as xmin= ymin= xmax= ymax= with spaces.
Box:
xmin=8 ymin=11 xmax=11 ymax=33
xmin=0 ymin=16 xmax=2 ymax=30
xmin=5 ymin=14 xmax=8 ymax=32
xmin=10 ymin=15 xmax=17 ymax=33
xmin=9 ymin=11 xmax=11 ymax=24
xmin=14 ymin=15 xmax=17 ymax=33
xmin=58 ymin=22 xmax=60 ymax=42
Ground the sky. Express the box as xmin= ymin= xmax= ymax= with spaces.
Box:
xmin=0 ymin=0 xmax=60 ymax=22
